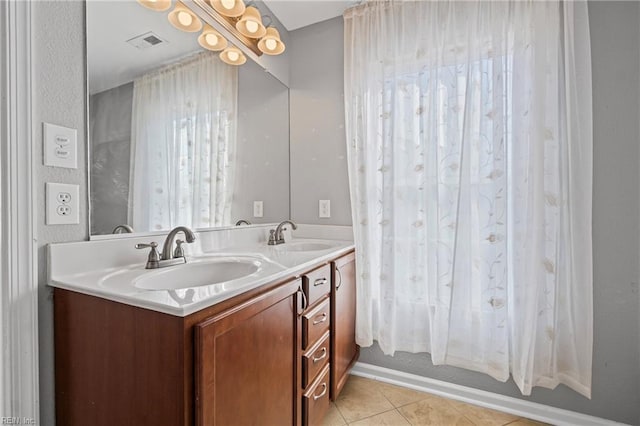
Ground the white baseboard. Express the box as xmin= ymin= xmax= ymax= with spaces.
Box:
xmin=350 ymin=362 xmax=624 ymax=426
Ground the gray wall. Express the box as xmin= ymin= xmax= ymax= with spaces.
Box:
xmin=89 ymin=82 xmax=132 ymax=235
xmin=289 ymin=4 xmax=640 ymax=425
xmin=32 ymin=1 xmax=640 ymax=424
xmin=234 ymin=60 xmax=290 ymax=223
xmin=32 ymin=1 xmax=88 ymax=424
xmin=289 ymin=17 xmax=352 ymax=226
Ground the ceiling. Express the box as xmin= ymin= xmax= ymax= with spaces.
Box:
xmin=87 ymin=0 xmax=202 ymax=94
xmin=87 ymin=0 xmax=354 ymax=94
xmin=262 ymin=0 xmax=355 ymax=31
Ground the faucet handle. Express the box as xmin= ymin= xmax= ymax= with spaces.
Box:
xmin=135 ymin=242 xmax=157 ymax=249
xmin=135 ymin=242 xmax=160 ymax=269
xmin=268 ymin=229 xmax=277 ymax=246
xmin=173 ymin=239 xmax=185 ymax=258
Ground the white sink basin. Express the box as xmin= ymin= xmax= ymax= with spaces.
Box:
xmin=275 ymin=241 xmax=336 ymax=252
xmin=134 ymin=258 xmax=260 ymax=291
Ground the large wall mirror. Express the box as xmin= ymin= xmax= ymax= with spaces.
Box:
xmin=87 ymin=0 xmax=290 ymax=237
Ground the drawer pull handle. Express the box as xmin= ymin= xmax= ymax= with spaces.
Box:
xmin=313 ymin=313 xmax=327 ymax=325
xmin=313 ymin=383 xmax=327 ymax=400
xmin=314 ymin=278 xmax=328 ymax=287
xmin=312 ymin=347 xmax=327 ymax=363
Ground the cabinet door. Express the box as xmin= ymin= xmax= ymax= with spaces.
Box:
xmin=330 ymin=252 xmax=359 ymax=400
xmin=195 ymin=279 xmax=302 ymax=426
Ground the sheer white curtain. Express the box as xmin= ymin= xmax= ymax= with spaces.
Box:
xmin=344 ymin=1 xmax=592 ymax=397
xmin=130 ymin=52 xmax=238 ymax=232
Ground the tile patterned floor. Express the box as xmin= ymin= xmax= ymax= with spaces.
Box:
xmin=323 ymin=376 xmax=549 ymax=426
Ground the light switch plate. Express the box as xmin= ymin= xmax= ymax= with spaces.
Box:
xmin=44 ymin=122 xmax=77 ymax=169
xmin=253 ymin=201 xmax=264 ymax=218
xmin=319 ymin=200 xmax=331 ymax=218
xmin=46 ymin=183 xmax=79 ymax=225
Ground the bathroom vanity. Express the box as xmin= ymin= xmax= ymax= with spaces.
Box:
xmin=50 ymin=227 xmax=358 ymax=426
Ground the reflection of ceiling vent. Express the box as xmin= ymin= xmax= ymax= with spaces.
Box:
xmin=126 ymin=31 xmax=167 ymax=50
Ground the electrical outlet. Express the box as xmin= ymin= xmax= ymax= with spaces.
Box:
xmin=253 ymin=201 xmax=263 ymax=218
xmin=319 ymin=200 xmax=331 ymax=218
xmin=56 ymin=205 xmax=71 ymax=216
xmin=46 ymin=183 xmax=79 ymax=225
xmin=57 ymin=192 xmax=71 ymax=204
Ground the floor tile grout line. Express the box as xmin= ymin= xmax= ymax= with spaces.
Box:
xmin=328 ymin=402 xmax=348 ymax=426
xmin=370 ymin=377 xmax=438 ymax=411
xmin=344 ymin=407 xmax=400 ymax=425
xmin=337 ymin=377 xmax=397 ymax=423
xmin=333 ymin=401 xmax=350 ymax=423
xmin=395 ymin=406 xmax=414 ymax=425
xmin=392 ymin=394 xmax=443 ymax=410
xmin=340 ymin=375 xmax=543 ymax=426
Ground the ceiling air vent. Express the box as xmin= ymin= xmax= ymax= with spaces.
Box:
xmin=126 ymin=31 xmax=168 ymax=50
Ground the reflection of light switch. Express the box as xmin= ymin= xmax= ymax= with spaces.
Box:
xmin=44 ymin=122 xmax=77 ymax=169
xmin=253 ymin=201 xmax=263 ymax=218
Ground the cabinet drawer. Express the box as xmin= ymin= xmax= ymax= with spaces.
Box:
xmin=302 ymin=264 xmax=331 ymax=308
xmin=303 ymin=364 xmax=331 ymax=426
xmin=302 ymin=297 xmax=330 ymax=350
xmin=302 ymin=331 xmax=330 ymax=388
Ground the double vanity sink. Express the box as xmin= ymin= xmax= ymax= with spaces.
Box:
xmin=50 ymin=227 xmax=349 ymax=315
xmin=131 ymin=240 xmax=339 ymax=291
xmin=49 ymin=224 xmax=358 ymax=426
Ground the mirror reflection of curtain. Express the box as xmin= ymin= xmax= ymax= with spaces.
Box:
xmin=129 ymin=52 xmax=238 ymax=232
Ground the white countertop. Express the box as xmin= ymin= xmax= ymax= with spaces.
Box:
xmin=48 ymin=225 xmax=354 ymax=317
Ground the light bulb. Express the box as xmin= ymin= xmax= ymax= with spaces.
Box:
xmin=265 ymin=38 xmax=277 ymax=51
xmin=228 ymin=51 xmax=239 ymax=62
xmin=220 ymin=0 xmax=235 ymax=10
xmin=205 ymin=33 xmax=219 ymax=46
xmin=177 ymin=11 xmax=193 ymax=26
xmin=245 ymin=20 xmax=259 ymax=34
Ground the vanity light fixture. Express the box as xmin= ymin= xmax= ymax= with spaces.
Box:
xmin=219 ymin=46 xmax=247 ymax=65
xmin=257 ymin=27 xmax=285 ymax=55
xmin=136 ymin=0 xmax=286 ymax=65
xmin=235 ymin=6 xmax=266 ymax=38
xmin=137 ymin=0 xmax=172 ymax=12
xmin=198 ymin=24 xmax=228 ymax=51
xmin=168 ymin=2 xmax=203 ymax=32
xmin=209 ymin=0 xmax=246 ymax=18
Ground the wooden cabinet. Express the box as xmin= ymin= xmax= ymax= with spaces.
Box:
xmin=54 ymin=250 xmax=356 ymax=426
xmin=302 ymin=264 xmax=331 ymax=308
xmin=302 ymin=331 xmax=330 ymax=388
xmin=299 ymin=265 xmax=332 ymax=425
xmin=195 ymin=279 xmax=301 ymax=426
xmin=301 ymin=296 xmax=330 ymax=350
xmin=302 ymin=364 xmax=331 ymax=426
xmin=331 ymin=251 xmax=359 ymax=400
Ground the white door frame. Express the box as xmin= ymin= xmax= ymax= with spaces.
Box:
xmin=1 ymin=0 xmax=40 ymax=422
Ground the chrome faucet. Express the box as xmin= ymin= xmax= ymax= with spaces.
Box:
xmin=161 ymin=226 xmax=196 ymax=260
xmin=136 ymin=226 xmax=196 ymax=269
xmin=268 ymin=220 xmax=297 ymax=245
